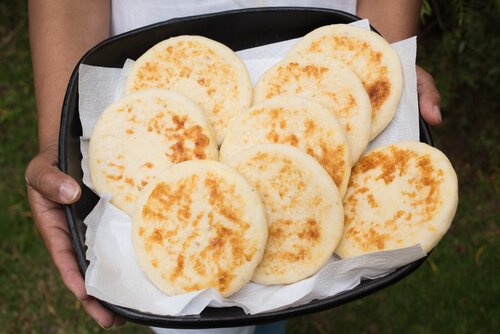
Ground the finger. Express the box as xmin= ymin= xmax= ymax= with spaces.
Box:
xmin=80 ymin=296 xmax=117 ymax=329
xmin=60 ymin=256 xmax=116 ymax=329
xmin=114 ymin=316 xmax=127 ymax=328
xmin=28 ymin=188 xmax=116 ymax=328
xmin=25 ymin=150 xmax=81 ymax=204
xmin=416 ymin=66 xmax=442 ymax=126
xmin=56 ymin=251 xmax=115 ymax=329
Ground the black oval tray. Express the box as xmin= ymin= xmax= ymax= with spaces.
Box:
xmin=59 ymin=7 xmax=432 ymax=329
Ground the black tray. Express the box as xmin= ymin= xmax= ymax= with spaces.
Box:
xmin=59 ymin=7 xmax=432 ymax=329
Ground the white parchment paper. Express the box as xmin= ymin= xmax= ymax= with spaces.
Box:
xmin=78 ymin=20 xmax=425 ymax=316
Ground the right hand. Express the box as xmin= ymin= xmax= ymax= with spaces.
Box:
xmin=25 ymin=143 xmax=125 ymax=329
xmin=416 ymin=65 xmax=442 ymax=126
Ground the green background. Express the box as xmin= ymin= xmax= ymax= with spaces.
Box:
xmin=1 ymin=1 xmax=498 ymax=333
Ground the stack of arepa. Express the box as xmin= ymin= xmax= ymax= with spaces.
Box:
xmin=88 ymin=24 xmax=458 ymax=299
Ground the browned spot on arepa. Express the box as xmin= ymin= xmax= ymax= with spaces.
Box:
xmin=366 ymin=78 xmax=391 ymax=114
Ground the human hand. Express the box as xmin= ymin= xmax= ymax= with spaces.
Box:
xmin=25 ymin=143 xmax=125 ymax=329
xmin=416 ymin=65 xmax=442 ymax=126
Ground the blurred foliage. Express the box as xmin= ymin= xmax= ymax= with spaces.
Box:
xmin=418 ymin=0 xmax=500 ymax=109
xmin=0 ymin=0 xmax=498 ymax=333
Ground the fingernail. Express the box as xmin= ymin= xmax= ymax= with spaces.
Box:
xmin=59 ymin=182 xmax=79 ymax=201
xmin=433 ymin=105 xmax=442 ymax=123
xmin=98 ymin=322 xmax=112 ymax=331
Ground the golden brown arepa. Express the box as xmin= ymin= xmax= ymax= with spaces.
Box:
xmin=220 ymin=95 xmax=351 ymax=197
xmin=253 ymin=54 xmax=371 ymax=164
xmin=132 ymin=160 xmax=268 ymax=297
xmin=288 ymin=24 xmax=403 ymax=140
xmin=225 ymin=144 xmax=344 ymax=285
xmin=126 ymin=35 xmax=253 ymax=145
xmin=336 ymin=141 xmax=458 ymax=258
xmin=89 ymin=88 xmax=218 ymax=216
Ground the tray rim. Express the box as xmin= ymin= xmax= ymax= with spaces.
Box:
xmin=59 ymin=6 xmax=432 ymax=329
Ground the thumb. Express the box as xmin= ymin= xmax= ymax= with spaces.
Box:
xmin=25 ymin=149 xmax=81 ymax=204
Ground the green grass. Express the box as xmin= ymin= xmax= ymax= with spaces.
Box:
xmin=0 ymin=1 xmax=498 ymax=333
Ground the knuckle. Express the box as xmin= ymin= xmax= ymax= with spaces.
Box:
xmin=38 ymin=169 xmax=54 ymax=190
xmin=24 ymin=157 xmax=38 ymax=185
xmin=435 ymin=93 xmax=442 ymax=105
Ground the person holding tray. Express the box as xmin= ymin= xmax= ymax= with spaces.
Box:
xmin=25 ymin=0 xmax=442 ymax=332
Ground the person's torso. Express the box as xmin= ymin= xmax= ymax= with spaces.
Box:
xmin=111 ymin=0 xmax=357 ymax=35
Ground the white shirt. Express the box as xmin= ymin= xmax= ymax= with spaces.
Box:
xmin=109 ymin=1 xmax=357 ymax=333
xmin=111 ymin=0 xmax=357 ymax=35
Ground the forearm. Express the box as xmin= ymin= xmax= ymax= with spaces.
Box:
xmin=357 ymin=0 xmax=422 ymax=42
xmin=28 ymin=0 xmax=110 ymax=150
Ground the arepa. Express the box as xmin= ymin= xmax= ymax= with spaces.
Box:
xmin=287 ymin=24 xmax=403 ymax=140
xmin=225 ymin=144 xmax=344 ymax=285
xmin=253 ymin=54 xmax=371 ymax=164
xmin=132 ymin=160 xmax=268 ymax=297
xmin=336 ymin=141 xmax=458 ymax=258
xmin=88 ymin=88 xmax=218 ymax=216
xmin=125 ymin=35 xmax=253 ymax=144
xmin=220 ymin=96 xmax=351 ymax=197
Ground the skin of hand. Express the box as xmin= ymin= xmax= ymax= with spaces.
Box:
xmin=25 ymin=145 xmax=125 ymax=328
xmin=24 ymin=0 xmax=441 ymax=330
xmin=26 ymin=0 xmax=124 ymax=329
xmin=357 ymin=0 xmax=442 ymax=125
